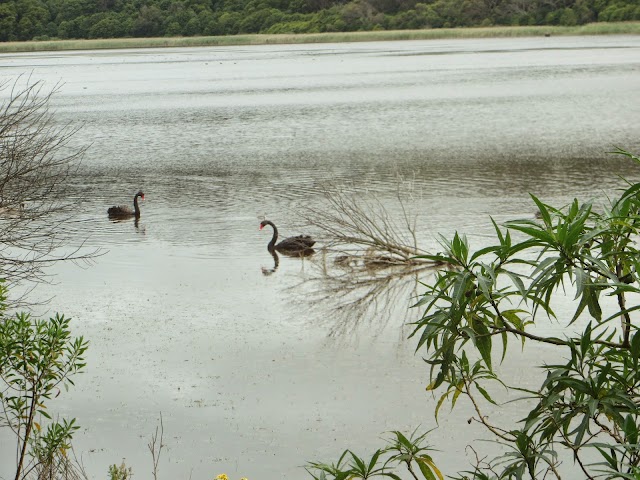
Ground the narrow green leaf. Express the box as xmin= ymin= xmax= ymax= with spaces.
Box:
xmin=505 ymin=224 xmax=556 ymax=244
xmin=631 ymin=330 xmax=640 ymax=363
xmin=530 ymin=194 xmax=552 ymax=225
xmin=451 ymin=380 xmax=464 ymax=409
xmin=417 ymin=459 xmax=437 ymax=480
xmin=418 ymin=456 xmax=444 ymax=480
xmin=434 ymin=390 xmax=450 ymax=422
xmin=624 ymin=415 xmax=638 ymax=446
xmin=473 ymin=322 xmax=492 ymax=371
xmin=503 ymin=270 xmax=526 ymax=297
xmin=475 ymin=383 xmax=498 ymax=405
xmin=367 ymin=449 xmax=381 ymax=473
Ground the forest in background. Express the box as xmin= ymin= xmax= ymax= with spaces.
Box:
xmin=0 ymin=0 xmax=639 ymax=43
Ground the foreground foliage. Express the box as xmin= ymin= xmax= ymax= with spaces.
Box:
xmin=308 ymin=149 xmax=640 ymax=479
xmin=416 ymin=149 xmax=640 ymax=478
xmin=306 ymin=429 xmax=442 ymax=480
xmin=0 ymin=286 xmax=88 ymax=480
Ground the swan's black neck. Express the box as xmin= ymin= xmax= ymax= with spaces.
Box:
xmin=264 ymin=221 xmax=279 ymax=251
xmin=133 ymin=193 xmax=141 ymax=218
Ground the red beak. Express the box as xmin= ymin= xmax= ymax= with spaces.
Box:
xmin=259 ymin=225 xmax=264 ymax=230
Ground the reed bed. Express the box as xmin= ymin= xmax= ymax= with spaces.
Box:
xmin=0 ymin=22 xmax=638 ymax=53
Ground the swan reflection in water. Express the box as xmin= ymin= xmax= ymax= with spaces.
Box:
xmin=261 ymin=249 xmax=280 ymax=276
xmin=261 ymin=246 xmax=315 ymax=276
xmin=108 ymin=214 xmax=146 ymax=233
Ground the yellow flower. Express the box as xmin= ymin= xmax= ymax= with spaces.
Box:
xmin=216 ymin=475 xmax=229 ymax=480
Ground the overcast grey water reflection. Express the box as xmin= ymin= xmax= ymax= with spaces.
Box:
xmin=1 ymin=36 xmax=640 ymax=479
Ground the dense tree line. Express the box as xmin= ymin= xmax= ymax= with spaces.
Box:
xmin=0 ymin=0 xmax=639 ymax=41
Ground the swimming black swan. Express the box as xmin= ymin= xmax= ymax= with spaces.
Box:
xmin=108 ymin=191 xmax=145 ymax=219
xmin=259 ymin=220 xmax=315 ymax=252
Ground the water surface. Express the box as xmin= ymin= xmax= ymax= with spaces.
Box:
xmin=1 ymin=35 xmax=639 ymax=479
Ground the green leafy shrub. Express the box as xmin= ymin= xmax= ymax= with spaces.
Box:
xmin=0 ymin=291 xmax=88 ymax=480
xmin=306 ymin=429 xmax=442 ymax=479
xmin=108 ymin=461 xmax=133 ymax=480
xmin=308 ymin=149 xmax=640 ymax=479
xmin=414 ymin=149 xmax=640 ymax=478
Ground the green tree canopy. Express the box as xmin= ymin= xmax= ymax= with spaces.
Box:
xmin=0 ymin=0 xmax=637 ymax=40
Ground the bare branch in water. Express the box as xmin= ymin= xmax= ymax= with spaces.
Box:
xmin=301 ymin=184 xmax=438 ymax=265
xmin=148 ymin=413 xmax=164 ymax=480
xmin=287 ymin=183 xmax=450 ymax=339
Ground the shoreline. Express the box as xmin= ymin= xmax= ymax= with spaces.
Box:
xmin=0 ymin=22 xmax=639 ymax=53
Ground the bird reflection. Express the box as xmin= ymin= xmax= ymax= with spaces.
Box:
xmin=261 ymin=247 xmax=315 ymax=276
xmin=134 ymin=218 xmax=146 ymax=234
xmin=289 ymin=251 xmax=444 ymax=339
xmin=261 ymin=249 xmax=280 ymax=276
xmin=108 ymin=216 xmax=146 ymax=235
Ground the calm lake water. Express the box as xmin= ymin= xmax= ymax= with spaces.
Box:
xmin=1 ymin=35 xmax=640 ymax=479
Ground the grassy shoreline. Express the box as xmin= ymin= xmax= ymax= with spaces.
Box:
xmin=0 ymin=22 xmax=639 ymax=53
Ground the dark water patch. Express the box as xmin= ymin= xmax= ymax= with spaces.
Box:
xmin=393 ymin=44 xmax=639 ymax=57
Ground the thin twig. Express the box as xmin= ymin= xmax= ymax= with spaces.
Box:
xmin=148 ymin=413 xmax=164 ymax=480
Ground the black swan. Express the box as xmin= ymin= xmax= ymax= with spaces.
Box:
xmin=259 ymin=220 xmax=315 ymax=252
xmin=108 ymin=191 xmax=145 ymax=219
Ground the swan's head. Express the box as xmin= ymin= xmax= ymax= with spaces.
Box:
xmin=259 ymin=220 xmax=268 ymax=230
xmin=136 ymin=191 xmax=145 ymax=200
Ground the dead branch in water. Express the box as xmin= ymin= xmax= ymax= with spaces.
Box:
xmin=148 ymin=413 xmax=164 ymax=480
xmin=288 ymin=184 xmax=450 ymax=339
xmin=302 ymin=184 xmax=438 ymax=266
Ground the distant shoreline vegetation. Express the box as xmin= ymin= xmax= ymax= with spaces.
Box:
xmin=0 ymin=0 xmax=639 ymax=50
xmin=0 ymin=22 xmax=639 ymax=53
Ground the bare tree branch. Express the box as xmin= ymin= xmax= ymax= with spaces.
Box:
xmin=148 ymin=413 xmax=164 ymax=480
xmin=0 ymin=75 xmax=100 ymax=306
xmin=301 ymin=183 xmax=441 ymax=264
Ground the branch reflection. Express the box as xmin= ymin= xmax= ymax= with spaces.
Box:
xmin=291 ymin=250 xmax=442 ymax=339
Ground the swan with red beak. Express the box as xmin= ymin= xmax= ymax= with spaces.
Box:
xmin=259 ymin=220 xmax=315 ymax=252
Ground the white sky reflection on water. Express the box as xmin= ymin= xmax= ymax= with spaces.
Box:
xmin=0 ymin=35 xmax=639 ymax=479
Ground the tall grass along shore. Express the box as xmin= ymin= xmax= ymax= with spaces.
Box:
xmin=0 ymin=22 xmax=639 ymax=53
